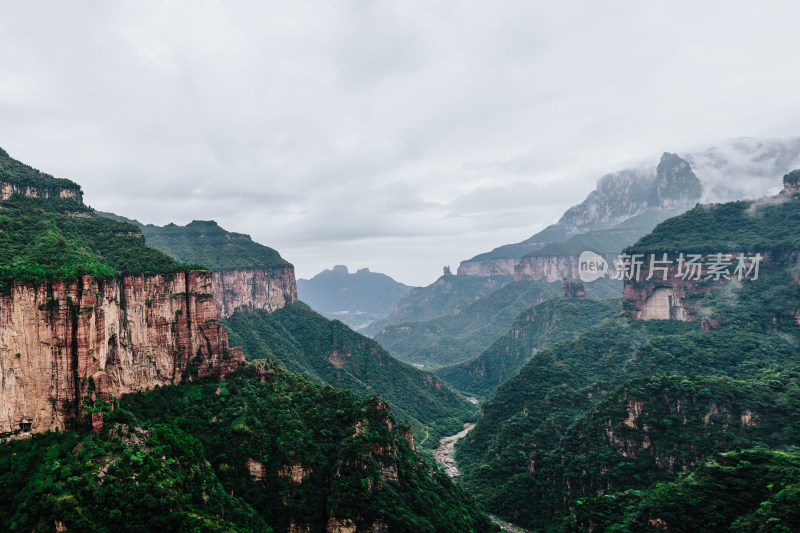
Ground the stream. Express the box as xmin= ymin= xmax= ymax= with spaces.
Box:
xmin=433 ymin=422 xmax=474 ymax=477
xmin=433 ymin=423 xmax=531 ymax=533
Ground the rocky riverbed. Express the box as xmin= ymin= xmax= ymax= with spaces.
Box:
xmin=433 ymin=422 xmax=475 ymax=477
xmin=434 ymin=423 xmax=531 ymax=532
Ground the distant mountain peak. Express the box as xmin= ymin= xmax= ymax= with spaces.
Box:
xmin=332 ymin=265 xmax=349 ymax=274
xmin=647 ymin=152 xmax=702 ymax=208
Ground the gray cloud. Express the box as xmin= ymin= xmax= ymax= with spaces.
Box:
xmin=1 ymin=1 xmax=800 ymax=284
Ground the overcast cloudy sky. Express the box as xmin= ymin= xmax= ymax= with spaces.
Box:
xmin=2 ymin=1 xmax=799 ymax=285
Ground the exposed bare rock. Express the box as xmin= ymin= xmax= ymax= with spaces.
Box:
xmin=457 ymin=258 xmax=519 ymax=277
xmin=246 ymin=458 xmax=266 ymax=481
xmin=326 ymin=517 xmax=357 ymax=533
xmin=514 ymin=253 xmax=618 ymax=282
xmin=212 ymin=267 xmax=296 ymax=318
xmin=278 ymin=462 xmax=312 ymax=484
xmin=0 ymin=271 xmax=244 ymax=434
xmin=0 ymin=180 xmax=82 ymax=202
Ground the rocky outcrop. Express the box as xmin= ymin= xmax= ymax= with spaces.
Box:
xmin=212 ymin=267 xmax=297 ymax=319
xmin=629 ymin=286 xmax=689 ymax=321
xmin=562 ymin=279 xmax=587 ymax=298
xmin=646 ymin=153 xmax=703 ymax=209
xmin=784 ymin=169 xmax=800 ymax=195
xmin=622 ymin=254 xmax=764 ymax=321
xmin=559 ymin=168 xmax=655 ymax=227
xmin=457 ymin=258 xmax=518 ymax=277
xmin=0 ymin=271 xmax=244 ymax=435
xmin=514 ymin=253 xmax=618 ymax=282
xmin=0 ymin=180 xmax=82 ymax=202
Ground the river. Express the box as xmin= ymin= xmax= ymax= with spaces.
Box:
xmin=433 ymin=422 xmax=475 ymax=477
xmin=434 ymin=423 xmax=531 ymax=533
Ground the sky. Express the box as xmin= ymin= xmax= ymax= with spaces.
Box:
xmin=1 ymin=1 xmax=800 ymax=286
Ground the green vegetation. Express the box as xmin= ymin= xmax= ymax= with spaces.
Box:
xmin=0 ymin=196 xmax=201 ymax=291
xmin=627 ymin=198 xmax=800 ymax=255
xmin=456 ymin=317 xmax=800 ymax=530
xmin=456 ymin=194 xmax=800 ymax=530
xmin=0 ymin=147 xmax=82 ymax=196
xmin=569 ymin=448 xmax=800 ymax=532
xmin=435 ymin=296 xmax=621 ymax=398
xmin=362 ymin=274 xmax=514 ymax=336
xmin=373 ymin=281 xmax=563 ymax=368
xmin=0 ymin=364 xmax=496 ymax=532
xmin=0 ymin=149 xmax=206 ymax=291
xmin=99 ymin=213 xmax=292 ymax=271
xmin=224 ymin=303 xmax=478 ymax=448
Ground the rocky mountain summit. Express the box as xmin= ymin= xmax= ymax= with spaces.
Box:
xmin=459 ymin=137 xmax=800 ymax=277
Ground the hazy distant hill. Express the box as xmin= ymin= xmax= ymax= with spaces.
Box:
xmin=297 ymin=265 xmax=413 ymax=330
xmin=362 ymin=274 xmax=513 ymax=337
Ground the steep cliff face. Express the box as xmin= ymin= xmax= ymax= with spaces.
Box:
xmin=0 ymin=181 xmax=82 ymax=202
xmin=0 ymin=271 xmax=244 ymax=435
xmin=456 ymin=258 xmax=518 ymax=276
xmin=514 ymin=253 xmax=618 ymax=282
xmin=647 ymin=152 xmax=703 ymax=208
xmin=559 ymin=167 xmax=655 ymax=227
xmin=460 ymin=152 xmax=702 ymax=278
xmin=212 ymin=267 xmax=297 ymax=319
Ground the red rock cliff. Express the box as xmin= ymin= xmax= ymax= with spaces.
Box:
xmin=0 ymin=271 xmax=244 ymax=434
xmin=622 ymin=253 xmax=767 ymax=321
xmin=212 ymin=267 xmax=297 ymax=319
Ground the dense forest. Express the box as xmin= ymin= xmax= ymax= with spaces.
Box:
xmin=224 ymin=303 xmax=477 ymax=448
xmin=456 ymin=192 xmax=800 ymax=530
xmin=435 ymin=295 xmax=621 ymax=398
xmin=0 ymin=363 xmax=497 ymax=532
xmin=98 ymin=214 xmax=292 ymax=271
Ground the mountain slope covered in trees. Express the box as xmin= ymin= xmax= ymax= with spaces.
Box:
xmin=224 ymin=303 xmax=478 ymax=448
xmin=456 ymin=185 xmax=800 ymax=530
xmin=0 ymin=363 xmax=496 ymax=532
xmin=435 ymin=295 xmax=621 ymax=398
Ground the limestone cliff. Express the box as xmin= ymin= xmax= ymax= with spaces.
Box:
xmin=514 ymin=253 xmax=618 ymax=282
xmin=212 ymin=267 xmax=297 ymax=319
xmin=0 ymin=181 xmax=82 ymax=202
xmin=456 ymin=258 xmax=518 ymax=277
xmin=0 ymin=271 xmax=244 ymax=435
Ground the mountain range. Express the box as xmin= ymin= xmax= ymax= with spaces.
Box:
xmin=454 ymin=170 xmax=800 ymax=530
xmin=0 ymin=148 xmax=496 ymax=532
xmin=297 ymin=265 xmax=413 ymax=330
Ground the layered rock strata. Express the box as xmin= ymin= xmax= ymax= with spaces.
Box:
xmin=0 ymin=271 xmax=244 ymax=434
xmin=212 ymin=267 xmax=297 ymax=319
